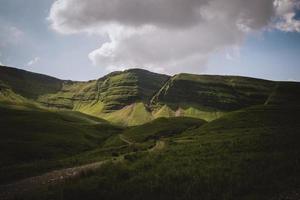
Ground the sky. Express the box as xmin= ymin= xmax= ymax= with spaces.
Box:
xmin=0 ymin=0 xmax=299 ymax=81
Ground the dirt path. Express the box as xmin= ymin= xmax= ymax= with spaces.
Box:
xmin=0 ymin=157 xmax=123 ymax=200
xmin=0 ymin=139 xmax=165 ymax=200
xmin=148 ymin=140 xmax=165 ymax=152
xmin=119 ymin=134 xmax=134 ymax=145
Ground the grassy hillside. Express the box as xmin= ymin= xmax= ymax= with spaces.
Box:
xmin=38 ymin=68 xmax=169 ymax=112
xmin=95 ymin=69 xmax=169 ymax=112
xmin=27 ymin=105 xmax=300 ymax=200
xmin=37 ymin=80 xmax=99 ymax=109
xmin=0 ymin=66 xmax=62 ymax=99
xmin=123 ymin=117 xmax=206 ymax=142
xmin=102 ymin=102 xmax=153 ymax=126
xmin=152 ymin=104 xmax=225 ymax=122
xmin=151 ymin=73 xmax=276 ymax=111
xmin=0 ymin=104 xmax=122 ymax=183
xmin=265 ymin=81 xmax=300 ymax=106
xmin=0 ymin=66 xmax=171 ymax=125
xmin=2 ymin=66 xmax=300 ymax=199
xmin=1 ymin=65 xmax=300 ymax=126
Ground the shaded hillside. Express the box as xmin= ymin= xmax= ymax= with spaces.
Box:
xmin=33 ymin=105 xmax=300 ymax=200
xmin=0 ymin=66 xmax=62 ymax=99
xmin=1 ymin=65 xmax=300 ymax=199
xmin=123 ymin=117 xmax=206 ymax=142
xmin=0 ymin=104 xmax=122 ymax=183
xmin=151 ymin=73 xmax=276 ymax=111
xmin=265 ymin=81 xmax=300 ymax=106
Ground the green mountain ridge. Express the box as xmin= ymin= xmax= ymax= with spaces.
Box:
xmin=1 ymin=65 xmax=300 ymax=200
xmin=1 ymin=65 xmax=299 ymax=126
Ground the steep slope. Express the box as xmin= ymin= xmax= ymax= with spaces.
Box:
xmin=102 ymin=102 xmax=153 ymax=126
xmin=37 ymin=105 xmax=300 ymax=200
xmin=150 ymin=73 xmax=276 ymax=121
xmin=37 ymin=80 xmax=99 ymax=109
xmin=95 ymin=69 xmax=170 ymax=112
xmin=151 ymin=73 xmax=276 ymax=110
xmin=265 ymin=81 xmax=300 ymax=106
xmin=1 ymin=65 xmax=300 ymax=126
xmin=0 ymin=104 xmax=122 ymax=183
xmin=38 ymin=68 xmax=169 ymax=114
xmin=0 ymin=66 xmax=98 ymax=110
xmin=0 ymin=66 xmax=62 ymax=100
xmin=0 ymin=66 xmax=170 ymax=125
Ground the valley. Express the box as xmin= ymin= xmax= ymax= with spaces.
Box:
xmin=0 ymin=65 xmax=300 ymax=200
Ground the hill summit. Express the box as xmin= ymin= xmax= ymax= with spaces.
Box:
xmin=0 ymin=65 xmax=299 ymax=126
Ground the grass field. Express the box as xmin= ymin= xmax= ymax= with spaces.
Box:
xmin=123 ymin=117 xmax=206 ymax=142
xmin=0 ymin=103 xmax=123 ymax=184
xmin=1 ymin=66 xmax=300 ymax=200
xmin=22 ymin=105 xmax=300 ymax=200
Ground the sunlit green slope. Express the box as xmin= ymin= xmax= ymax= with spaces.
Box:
xmin=1 ymin=65 xmax=300 ymax=126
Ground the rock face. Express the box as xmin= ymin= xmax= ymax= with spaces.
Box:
xmin=0 ymin=65 xmax=299 ymax=126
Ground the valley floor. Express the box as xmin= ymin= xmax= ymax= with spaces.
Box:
xmin=1 ymin=104 xmax=300 ymax=200
xmin=0 ymin=138 xmax=166 ymax=200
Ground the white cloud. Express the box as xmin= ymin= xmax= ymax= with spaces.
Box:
xmin=48 ymin=0 xmax=300 ymax=74
xmin=274 ymin=0 xmax=300 ymax=32
xmin=26 ymin=57 xmax=40 ymax=67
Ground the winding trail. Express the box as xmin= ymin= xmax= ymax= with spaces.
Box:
xmin=119 ymin=134 xmax=134 ymax=145
xmin=0 ymin=138 xmax=165 ymax=200
xmin=0 ymin=157 xmax=123 ymax=200
xmin=149 ymin=140 xmax=165 ymax=152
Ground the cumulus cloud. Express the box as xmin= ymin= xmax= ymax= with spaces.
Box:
xmin=48 ymin=0 xmax=300 ymax=74
xmin=274 ymin=0 xmax=300 ymax=32
xmin=26 ymin=57 xmax=40 ymax=67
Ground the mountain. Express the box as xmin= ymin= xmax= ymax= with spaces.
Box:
xmin=0 ymin=66 xmax=170 ymax=126
xmin=1 ymin=65 xmax=300 ymax=200
xmin=151 ymin=73 xmax=275 ymax=110
xmin=1 ymin=65 xmax=299 ymax=126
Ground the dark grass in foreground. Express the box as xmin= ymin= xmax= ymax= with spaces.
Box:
xmin=25 ymin=105 xmax=300 ymax=200
xmin=0 ymin=104 xmax=123 ymax=184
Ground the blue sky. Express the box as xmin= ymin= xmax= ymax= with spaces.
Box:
xmin=206 ymin=30 xmax=300 ymax=81
xmin=0 ymin=0 xmax=299 ymax=81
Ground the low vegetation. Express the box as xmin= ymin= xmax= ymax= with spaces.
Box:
xmin=0 ymin=103 xmax=122 ymax=183
xmin=24 ymin=105 xmax=300 ymax=200
xmin=1 ymin=66 xmax=300 ymax=200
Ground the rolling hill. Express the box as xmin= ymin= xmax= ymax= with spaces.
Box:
xmin=1 ymin=65 xmax=300 ymax=200
xmin=0 ymin=104 xmax=122 ymax=184
xmin=18 ymin=104 xmax=300 ymax=200
xmin=1 ymin=65 xmax=299 ymax=126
